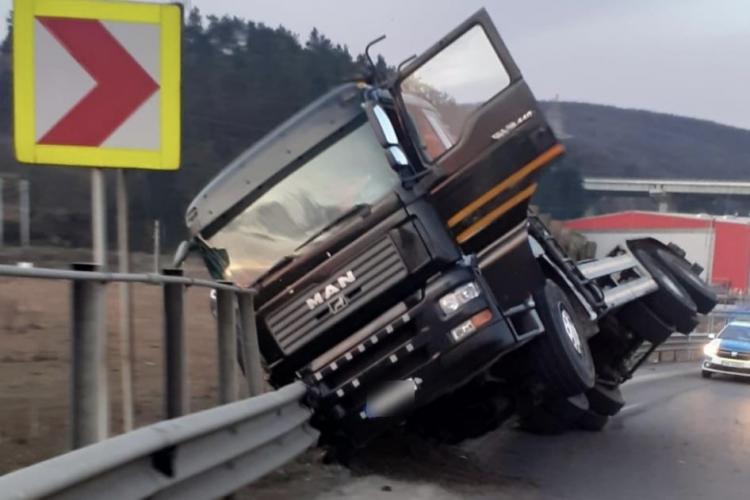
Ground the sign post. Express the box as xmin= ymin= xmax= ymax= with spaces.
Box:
xmin=116 ymin=169 xmax=135 ymax=430
xmin=13 ymin=0 xmax=182 ymax=436
xmin=91 ymin=169 xmax=107 ymax=266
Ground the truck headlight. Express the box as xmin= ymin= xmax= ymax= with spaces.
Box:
xmin=703 ymin=341 xmax=719 ymax=357
xmin=438 ymin=282 xmax=481 ymax=315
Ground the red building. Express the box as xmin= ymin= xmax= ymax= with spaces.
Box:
xmin=564 ymin=211 xmax=750 ymax=295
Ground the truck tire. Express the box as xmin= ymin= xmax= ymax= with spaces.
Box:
xmin=632 ymin=249 xmax=698 ymax=334
xmin=519 ymin=393 xmax=589 ymax=435
xmin=577 ymin=409 xmax=609 ymax=431
xmin=586 ymin=383 xmax=625 ymax=416
xmin=532 ymin=281 xmax=596 ymax=396
xmin=650 ymin=247 xmax=717 ymax=314
xmin=618 ymin=300 xmax=674 ymax=344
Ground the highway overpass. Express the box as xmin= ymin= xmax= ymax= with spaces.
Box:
xmin=582 ymin=177 xmax=750 ymax=212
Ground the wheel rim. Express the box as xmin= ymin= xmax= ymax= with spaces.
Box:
xmin=560 ymin=306 xmax=583 ymax=356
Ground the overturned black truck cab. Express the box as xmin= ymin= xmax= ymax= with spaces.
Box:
xmin=185 ymin=10 xmax=716 ymax=448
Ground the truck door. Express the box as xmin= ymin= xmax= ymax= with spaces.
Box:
xmin=394 ymin=9 xmax=563 ymax=255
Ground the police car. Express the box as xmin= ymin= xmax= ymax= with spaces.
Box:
xmin=703 ymin=321 xmax=750 ymax=378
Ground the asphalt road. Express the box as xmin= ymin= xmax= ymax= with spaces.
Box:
xmin=243 ymin=362 xmax=750 ymax=499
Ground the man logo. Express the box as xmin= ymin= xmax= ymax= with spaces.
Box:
xmin=732 ymin=351 xmax=739 ymax=358
xmin=306 ymin=271 xmax=357 ymax=310
xmin=328 ymin=294 xmax=350 ymax=314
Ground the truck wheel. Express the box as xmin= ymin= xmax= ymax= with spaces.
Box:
xmin=586 ymin=383 xmax=625 ymax=416
xmin=519 ymin=393 xmax=589 ymax=435
xmin=618 ymin=300 xmax=674 ymax=344
xmin=533 ymin=281 xmax=596 ymax=396
xmin=632 ymin=249 xmax=698 ymax=334
xmin=650 ymin=247 xmax=717 ymax=314
xmin=577 ymin=409 xmax=609 ymax=431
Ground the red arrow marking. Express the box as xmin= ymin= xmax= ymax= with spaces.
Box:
xmin=37 ymin=17 xmax=160 ymax=147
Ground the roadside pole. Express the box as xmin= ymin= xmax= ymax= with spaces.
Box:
xmin=116 ymin=170 xmax=135 ymax=431
xmin=91 ymin=169 xmax=107 ymax=266
xmin=153 ymin=219 xmax=161 ymax=273
xmin=0 ymin=177 xmax=4 ymax=247
xmin=89 ymin=168 xmax=108 ymax=442
xmin=216 ymin=286 xmax=238 ymax=404
xmin=71 ymin=263 xmax=108 ymax=447
xmin=19 ymin=179 xmax=30 ymax=248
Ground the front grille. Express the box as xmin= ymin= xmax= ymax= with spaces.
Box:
xmin=266 ymin=237 xmax=408 ymax=354
xmin=706 ymin=362 xmax=750 ymax=375
xmin=717 ymin=349 xmax=750 ymax=361
xmin=306 ymin=310 xmax=430 ymax=420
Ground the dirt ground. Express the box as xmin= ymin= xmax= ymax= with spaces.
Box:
xmin=0 ymin=248 xmax=227 ymax=474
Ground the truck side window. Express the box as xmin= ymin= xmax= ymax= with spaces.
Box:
xmin=400 ymin=24 xmax=511 ymax=163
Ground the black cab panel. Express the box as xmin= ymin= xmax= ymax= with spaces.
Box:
xmin=393 ymin=9 xmax=562 ymax=253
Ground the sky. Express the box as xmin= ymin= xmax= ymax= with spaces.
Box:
xmin=4 ymin=0 xmax=749 ymax=129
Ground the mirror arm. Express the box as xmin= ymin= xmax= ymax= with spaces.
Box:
xmin=364 ymin=35 xmax=387 ymax=83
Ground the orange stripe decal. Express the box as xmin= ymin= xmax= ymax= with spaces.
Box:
xmin=447 ymin=143 xmax=565 ymax=228
xmin=456 ymin=183 xmax=538 ymax=244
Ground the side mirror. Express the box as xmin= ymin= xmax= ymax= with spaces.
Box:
xmin=172 ymin=239 xmax=196 ymax=268
xmin=365 ymin=103 xmax=399 ymax=147
xmin=708 ymin=333 xmax=716 ymax=340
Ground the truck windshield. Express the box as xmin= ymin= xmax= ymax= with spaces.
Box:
xmin=204 ymin=123 xmax=400 ymax=286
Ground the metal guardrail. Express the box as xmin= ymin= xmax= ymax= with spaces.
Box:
xmin=0 ymin=263 xmax=262 ymax=448
xmin=0 ymin=382 xmax=317 ymax=500
xmin=0 ymin=263 xmax=250 ymax=291
xmin=644 ymin=333 xmax=710 ymax=362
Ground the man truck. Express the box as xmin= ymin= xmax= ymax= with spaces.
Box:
xmin=182 ymin=9 xmax=716 ymax=451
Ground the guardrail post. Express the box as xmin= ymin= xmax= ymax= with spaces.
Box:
xmin=70 ymin=263 xmax=108 ymax=448
xmin=0 ymin=177 xmax=4 ymax=247
xmin=19 ymin=179 xmax=30 ymax=248
xmin=163 ymin=268 xmax=188 ymax=418
xmin=238 ymin=293 xmax=264 ymax=396
xmin=216 ymin=285 xmax=237 ymax=404
xmin=153 ymin=220 xmax=161 ymax=273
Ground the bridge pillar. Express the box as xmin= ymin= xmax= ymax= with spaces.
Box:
xmin=652 ymin=192 xmax=674 ymax=213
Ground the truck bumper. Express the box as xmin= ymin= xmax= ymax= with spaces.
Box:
xmin=304 ymin=266 xmax=527 ymax=445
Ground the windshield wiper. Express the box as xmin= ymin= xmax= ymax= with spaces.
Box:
xmin=295 ymin=203 xmax=371 ymax=252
